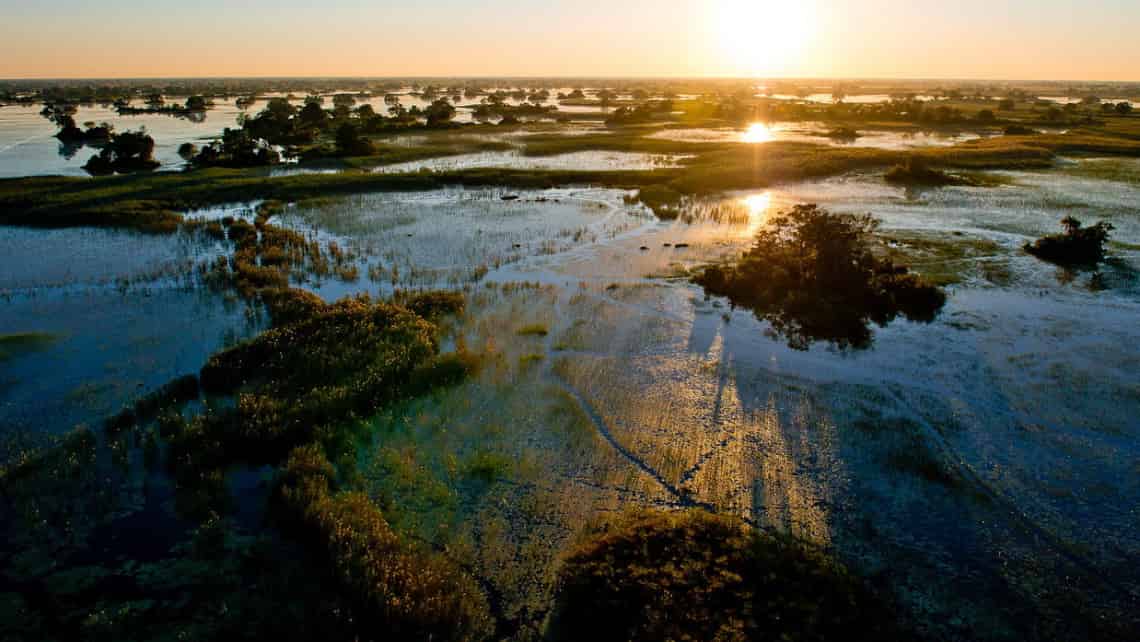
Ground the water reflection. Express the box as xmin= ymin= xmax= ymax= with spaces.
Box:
xmin=741 ymin=192 xmax=773 ymax=236
xmin=741 ymin=122 xmax=773 ymax=143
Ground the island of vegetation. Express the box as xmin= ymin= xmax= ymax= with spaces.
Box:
xmin=1024 ymin=216 xmax=1115 ymax=265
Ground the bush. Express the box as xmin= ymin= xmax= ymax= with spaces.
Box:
xmin=548 ymin=511 xmax=909 ymax=642
xmin=694 ymin=204 xmax=945 ymax=350
xmin=335 ymin=123 xmax=376 ymax=157
xmin=884 ymin=157 xmax=965 ymax=186
xmin=1003 ymin=124 xmax=1038 ymax=136
xmin=1024 ymin=216 xmax=1114 ymax=265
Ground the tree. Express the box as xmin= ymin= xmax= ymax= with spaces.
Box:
xmin=1116 ymin=101 xmax=1134 ymax=115
xmin=332 ymin=93 xmax=357 ymax=109
xmin=354 ymin=104 xmax=377 ymax=120
xmin=298 ymin=101 xmax=328 ymax=129
xmin=976 ymin=109 xmax=996 ymax=123
xmin=192 ymin=128 xmax=281 ymax=168
xmin=694 ymin=204 xmax=945 ymax=350
xmin=334 ymin=123 xmax=375 ymax=156
xmin=1025 ymin=216 xmax=1114 ymax=265
xmin=83 ymin=130 xmax=159 ymax=175
xmin=186 ymin=95 xmax=210 ymax=111
xmin=424 ymin=98 xmax=456 ymax=127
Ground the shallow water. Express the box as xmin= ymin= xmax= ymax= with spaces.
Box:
xmin=645 ymin=123 xmax=984 ymax=149
xmin=2 ymin=161 xmax=1138 ymax=637
xmin=0 ymin=101 xmax=247 ymax=178
xmin=338 ymin=171 xmax=1140 ymax=636
xmin=0 ymin=227 xmax=252 ymax=443
xmin=370 ymin=149 xmax=693 ymax=173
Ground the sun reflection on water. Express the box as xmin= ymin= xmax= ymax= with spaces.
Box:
xmin=741 ymin=122 xmax=774 ymax=143
xmin=742 ymin=192 xmax=773 ymax=236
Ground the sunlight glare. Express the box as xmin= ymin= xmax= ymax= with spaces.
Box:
xmin=742 ymin=192 xmax=773 ymax=236
xmin=741 ymin=122 xmax=773 ymax=143
xmin=715 ymin=0 xmax=814 ymax=76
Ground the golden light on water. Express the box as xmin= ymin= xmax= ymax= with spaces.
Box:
xmin=741 ymin=122 xmax=774 ymax=143
xmin=742 ymin=192 xmax=773 ymax=235
xmin=715 ymin=0 xmax=814 ymax=76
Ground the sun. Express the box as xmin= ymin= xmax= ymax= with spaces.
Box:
xmin=714 ymin=0 xmax=814 ymax=76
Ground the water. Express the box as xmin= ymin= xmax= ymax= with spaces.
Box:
xmin=1 ymin=149 xmax=1138 ymax=637
xmin=646 ymin=123 xmax=984 ymax=149
xmin=0 ymin=227 xmax=254 ymax=443
xmin=0 ymin=100 xmax=247 ymax=178
xmin=371 ymin=149 xmax=693 ymax=173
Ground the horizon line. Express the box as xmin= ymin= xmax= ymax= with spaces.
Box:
xmin=2 ymin=74 xmax=1139 ymax=85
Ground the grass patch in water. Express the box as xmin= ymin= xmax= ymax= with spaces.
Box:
xmin=516 ymin=323 xmax=549 ymax=337
xmin=549 ymin=510 xmax=913 ymax=642
xmin=0 ymin=332 xmax=60 ymax=362
xmin=876 ymin=232 xmax=1005 ymax=286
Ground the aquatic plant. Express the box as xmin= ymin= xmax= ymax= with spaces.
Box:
xmin=517 ymin=323 xmax=549 ymax=337
xmin=625 ymin=184 xmax=684 ymax=219
xmin=105 ymin=374 xmax=200 ymax=435
xmin=885 ymin=157 xmax=970 ymax=187
xmin=694 ymin=204 xmax=946 ymax=350
xmin=1024 ymin=216 xmax=1114 ymax=265
xmin=277 ymin=446 xmax=494 ymax=640
xmin=548 ymin=510 xmax=910 ymax=642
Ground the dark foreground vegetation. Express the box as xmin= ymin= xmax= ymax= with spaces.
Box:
xmin=696 ymin=204 xmax=946 ymax=350
xmin=550 ymin=511 xmax=913 ymax=642
xmin=1024 ymin=216 xmax=1115 ymax=265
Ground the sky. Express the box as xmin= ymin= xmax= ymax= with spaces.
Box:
xmin=1 ymin=0 xmax=1138 ymax=81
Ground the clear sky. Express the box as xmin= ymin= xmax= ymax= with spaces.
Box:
xmin=1 ymin=0 xmax=1137 ymax=81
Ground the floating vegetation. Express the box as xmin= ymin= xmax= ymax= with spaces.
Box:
xmin=695 ymin=204 xmax=946 ymax=350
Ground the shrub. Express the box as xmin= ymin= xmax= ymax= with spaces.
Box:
xmin=1024 ymin=216 xmax=1114 ymax=265
xmin=549 ymin=511 xmax=909 ymax=642
xmin=1003 ymin=124 xmax=1038 ymax=136
xmin=885 ymin=157 xmax=966 ymax=186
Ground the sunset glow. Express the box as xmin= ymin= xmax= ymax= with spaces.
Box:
xmin=714 ymin=0 xmax=814 ymax=76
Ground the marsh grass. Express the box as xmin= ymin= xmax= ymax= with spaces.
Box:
xmin=549 ymin=510 xmax=912 ymax=642
xmin=0 ymin=331 xmax=60 ymax=362
xmin=516 ymin=323 xmax=549 ymax=337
